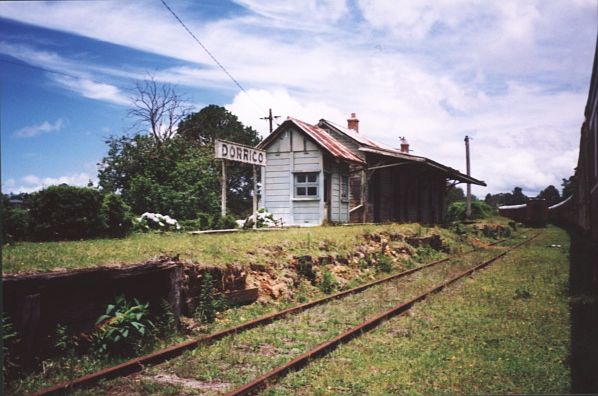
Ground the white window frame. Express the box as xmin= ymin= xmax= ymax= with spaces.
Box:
xmin=294 ymin=172 xmax=319 ymax=198
xmin=340 ymin=175 xmax=349 ymax=202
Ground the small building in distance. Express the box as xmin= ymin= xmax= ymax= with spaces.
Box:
xmin=258 ymin=114 xmax=485 ymax=226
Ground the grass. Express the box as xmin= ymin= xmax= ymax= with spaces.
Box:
xmin=3 ymin=218 xmax=533 ymax=395
xmin=269 ymin=225 xmax=570 ymax=395
xmin=2 ymin=222 xmax=504 ymax=274
xmin=88 ymin=244 xmax=519 ymax=394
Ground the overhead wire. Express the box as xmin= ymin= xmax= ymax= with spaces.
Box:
xmin=159 ymin=0 xmax=265 ymax=114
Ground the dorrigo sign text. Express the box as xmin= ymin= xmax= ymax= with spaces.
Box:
xmin=215 ymin=139 xmax=266 ymax=166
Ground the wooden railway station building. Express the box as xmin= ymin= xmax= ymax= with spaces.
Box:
xmin=258 ymin=114 xmax=486 ymax=226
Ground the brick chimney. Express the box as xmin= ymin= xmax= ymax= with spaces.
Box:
xmin=347 ymin=113 xmax=359 ymax=133
xmin=400 ymin=136 xmax=410 ymax=153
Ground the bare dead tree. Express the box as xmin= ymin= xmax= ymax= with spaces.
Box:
xmin=128 ymin=74 xmax=191 ymax=144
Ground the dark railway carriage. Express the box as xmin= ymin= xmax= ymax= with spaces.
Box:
xmin=548 ymin=35 xmax=598 ymax=241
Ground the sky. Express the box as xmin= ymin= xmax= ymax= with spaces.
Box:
xmin=1 ymin=0 xmax=597 ymax=198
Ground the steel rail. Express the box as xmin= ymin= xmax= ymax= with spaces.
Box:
xmin=33 ymin=238 xmax=508 ymax=395
xmin=225 ymin=233 xmax=540 ymax=396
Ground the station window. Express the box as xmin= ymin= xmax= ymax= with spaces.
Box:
xmin=295 ymin=172 xmax=319 ymax=197
xmin=341 ymin=175 xmax=349 ymax=201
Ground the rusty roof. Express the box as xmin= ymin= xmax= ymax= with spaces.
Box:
xmin=319 ymin=119 xmax=486 ymax=186
xmin=257 ymin=118 xmax=364 ymax=164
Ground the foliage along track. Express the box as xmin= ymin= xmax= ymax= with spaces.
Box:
xmin=33 ymin=237 xmax=517 ymax=395
xmin=225 ymin=233 xmax=541 ymax=396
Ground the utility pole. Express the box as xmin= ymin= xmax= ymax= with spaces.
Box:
xmin=464 ymin=135 xmax=472 ymax=220
xmin=260 ymin=108 xmax=280 ymax=134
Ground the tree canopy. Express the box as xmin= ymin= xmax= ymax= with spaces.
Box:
xmin=178 ymin=104 xmax=260 ymax=146
xmin=537 ymin=185 xmax=561 ymax=206
xmin=98 ymin=104 xmax=261 ymax=220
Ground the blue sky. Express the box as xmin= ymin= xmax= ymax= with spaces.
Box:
xmin=1 ymin=0 xmax=596 ymax=196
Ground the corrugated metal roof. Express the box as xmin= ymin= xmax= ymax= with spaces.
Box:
xmin=359 ymin=146 xmax=486 ymax=186
xmin=318 ymin=119 xmax=485 ymax=186
xmin=318 ymin=119 xmax=392 ymax=150
xmin=258 ymin=118 xmax=364 ymax=164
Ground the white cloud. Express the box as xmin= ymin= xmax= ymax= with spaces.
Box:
xmin=52 ymin=75 xmax=129 ymax=106
xmin=4 ymin=173 xmax=96 ymax=194
xmin=14 ymin=118 xmax=66 ymax=138
xmin=1 ymin=0 xmax=595 ymax=196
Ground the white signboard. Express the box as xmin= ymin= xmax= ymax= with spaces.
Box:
xmin=215 ymin=139 xmax=266 ymax=166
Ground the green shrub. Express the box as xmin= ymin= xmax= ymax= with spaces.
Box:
xmin=414 ymin=246 xmax=441 ymax=263
xmin=101 ymin=193 xmax=133 ymax=238
xmin=179 ymin=219 xmax=202 ymax=231
xmin=212 ymin=214 xmax=238 ymax=230
xmin=377 ymin=255 xmax=394 ymax=273
xmin=195 ymin=272 xmax=225 ymax=324
xmin=2 ymin=206 xmax=31 ymax=243
xmin=180 ymin=212 xmax=213 ymax=231
xmin=29 ymin=185 xmax=105 ymax=241
xmin=2 ymin=313 xmax=19 ymax=379
xmin=93 ymin=295 xmax=155 ymax=357
xmin=318 ymin=268 xmax=338 ymax=294
xmin=156 ymin=299 xmax=177 ymax=338
xmin=196 ymin=212 xmax=213 ymax=230
xmin=446 ymin=200 xmax=495 ymax=223
xmin=402 ymin=258 xmax=416 ymax=269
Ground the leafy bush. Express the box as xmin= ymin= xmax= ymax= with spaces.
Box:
xmin=101 ymin=193 xmax=133 ymax=238
xmin=2 ymin=313 xmax=19 ymax=379
xmin=414 ymin=246 xmax=441 ymax=263
xmin=446 ymin=200 xmax=495 ymax=223
xmin=377 ymin=255 xmax=394 ymax=273
xmin=29 ymin=185 xmax=105 ymax=241
xmin=134 ymin=212 xmax=181 ymax=232
xmin=196 ymin=212 xmax=213 ymax=230
xmin=93 ymin=295 xmax=155 ymax=357
xmin=2 ymin=206 xmax=31 ymax=243
xmin=318 ymin=268 xmax=338 ymax=294
xmin=195 ymin=272 xmax=225 ymax=324
xmin=179 ymin=212 xmax=213 ymax=231
xmin=212 ymin=214 xmax=238 ymax=230
xmin=156 ymin=299 xmax=177 ymax=338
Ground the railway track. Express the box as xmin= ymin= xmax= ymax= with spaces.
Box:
xmin=34 ymin=235 xmax=532 ymax=395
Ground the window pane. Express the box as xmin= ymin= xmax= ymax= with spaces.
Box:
xmin=297 ymin=174 xmax=306 ymax=183
xmin=307 ymin=187 xmax=317 ymax=196
xmin=307 ymin=173 xmax=318 ymax=183
xmin=297 ymin=187 xmax=306 ymax=196
xmin=341 ymin=176 xmax=348 ymax=200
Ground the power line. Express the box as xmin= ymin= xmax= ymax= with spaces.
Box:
xmin=160 ymin=0 xmax=253 ymax=99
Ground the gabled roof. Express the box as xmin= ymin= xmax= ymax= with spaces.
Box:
xmin=318 ymin=118 xmax=486 ymax=186
xmin=318 ymin=119 xmax=393 ymax=150
xmin=257 ymin=118 xmax=364 ymax=164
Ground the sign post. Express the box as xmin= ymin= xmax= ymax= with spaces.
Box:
xmin=221 ymin=159 xmax=227 ymax=217
xmin=215 ymin=139 xmax=267 ymax=227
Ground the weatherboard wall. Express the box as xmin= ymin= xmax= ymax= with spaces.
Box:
xmin=261 ymin=126 xmax=328 ymax=226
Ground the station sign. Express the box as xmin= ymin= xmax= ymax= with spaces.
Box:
xmin=215 ymin=139 xmax=266 ymax=166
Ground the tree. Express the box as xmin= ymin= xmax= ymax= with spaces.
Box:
xmin=537 ymin=185 xmax=560 ymax=206
xmin=509 ymin=187 xmax=527 ymax=205
xmin=177 ymin=105 xmax=261 ymax=215
xmin=128 ymin=75 xmax=190 ymax=145
xmin=98 ymin=105 xmax=260 ymax=220
xmin=446 ymin=186 xmax=465 ymax=205
xmin=177 ymin=105 xmax=260 ymax=146
xmin=98 ymin=135 xmax=221 ymax=220
xmin=561 ymin=175 xmax=576 ymax=199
